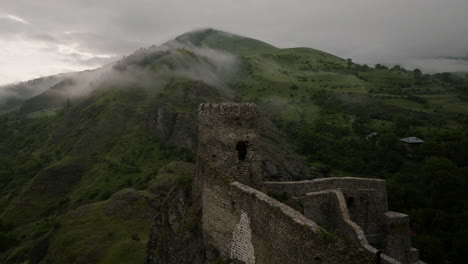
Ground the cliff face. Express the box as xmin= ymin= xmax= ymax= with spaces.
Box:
xmin=145 ymin=183 xmax=205 ymax=264
xmin=145 ymin=162 xmax=205 ymax=264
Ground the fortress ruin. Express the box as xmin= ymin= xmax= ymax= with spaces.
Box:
xmin=194 ymin=103 xmax=423 ymax=264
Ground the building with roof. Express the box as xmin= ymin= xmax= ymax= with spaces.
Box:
xmin=399 ymin=137 xmax=424 ymax=144
xmin=399 ymin=137 xmax=424 ymax=155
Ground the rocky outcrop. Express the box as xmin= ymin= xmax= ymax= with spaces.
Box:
xmin=145 ymin=162 xmax=205 ymax=264
xmin=145 ymin=189 xmax=205 ymax=264
xmin=145 ymin=106 xmax=320 ymax=181
xmin=259 ymin=117 xmax=321 ymax=181
xmin=145 ymin=107 xmax=197 ymax=150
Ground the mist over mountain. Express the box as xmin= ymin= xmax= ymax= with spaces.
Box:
xmin=0 ymin=29 xmax=467 ymax=264
xmin=2 ymin=0 xmax=468 ymax=86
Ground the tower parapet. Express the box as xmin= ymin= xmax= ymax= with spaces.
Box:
xmin=195 ymin=103 xmax=262 ymax=194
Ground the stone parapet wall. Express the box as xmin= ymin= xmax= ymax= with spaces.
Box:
xmin=264 ymin=177 xmax=389 ymax=234
xmin=265 ymin=178 xmax=422 ymax=264
xmin=265 ymin=177 xmax=387 ymax=205
xmin=300 ymin=190 xmax=402 ymax=264
xmin=384 ymin=212 xmax=420 ymax=263
xmin=203 ymin=180 xmax=372 ymax=264
xmin=198 ymin=103 xmax=257 ymax=117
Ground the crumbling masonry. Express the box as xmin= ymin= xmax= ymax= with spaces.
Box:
xmin=194 ymin=103 xmax=423 ymax=264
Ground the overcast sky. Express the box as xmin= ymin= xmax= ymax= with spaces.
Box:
xmin=1 ymin=0 xmax=468 ymax=85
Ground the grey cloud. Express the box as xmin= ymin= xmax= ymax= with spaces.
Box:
xmin=60 ymin=54 xmax=117 ymax=67
xmin=0 ymin=0 xmax=468 ymax=84
xmin=0 ymin=17 xmax=28 ymax=34
xmin=26 ymin=40 xmax=241 ymax=102
xmin=30 ymin=33 xmax=57 ymax=43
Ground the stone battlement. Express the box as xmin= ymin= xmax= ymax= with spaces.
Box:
xmin=198 ymin=103 xmax=257 ymax=116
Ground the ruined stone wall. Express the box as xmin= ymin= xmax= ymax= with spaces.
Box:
xmin=384 ymin=212 xmax=419 ymax=263
xmin=195 ymin=103 xmax=423 ymax=264
xmin=299 ymin=190 xmax=401 ymax=264
xmin=264 ymin=177 xmax=388 ymax=205
xmin=265 ymin=178 xmax=388 ymax=239
xmin=203 ymin=179 xmax=370 ymax=264
xmin=265 ymin=178 xmax=422 ymax=264
xmin=196 ymin=103 xmax=370 ymax=264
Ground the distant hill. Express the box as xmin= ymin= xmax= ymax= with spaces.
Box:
xmin=452 ymin=71 xmax=468 ymax=78
xmin=0 ymin=28 xmax=467 ymax=264
xmin=0 ymin=75 xmax=65 ymax=111
xmin=173 ymin=28 xmax=278 ymax=55
xmin=0 ymin=68 xmax=104 ymax=114
xmin=445 ymin=55 xmax=468 ymax=62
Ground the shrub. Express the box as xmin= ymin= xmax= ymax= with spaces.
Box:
xmin=131 ymin=233 xmax=140 ymax=241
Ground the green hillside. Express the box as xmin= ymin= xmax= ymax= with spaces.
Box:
xmin=175 ymin=28 xmax=278 ymax=55
xmin=1 ymin=29 xmax=467 ymax=263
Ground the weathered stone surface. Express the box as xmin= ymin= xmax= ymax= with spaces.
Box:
xmin=259 ymin=117 xmax=321 ymax=181
xmin=194 ymin=103 xmax=263 ymax=202
xmin=266 ymin=178 xmax=423 ymax=264
xmin=230 ymin=210 xmax=255 ymax=264
xmin=146 ymin=107 xmax=178 ymax=141
xmin=145 ymin=175 xmax=205 ymax=264
xmin=196 ymin=103 xmax=369 ymax=264
xmin=167 ymin=113 xmax=197 ymax=150
xmin=145 ymin=107 xmax=197 ymax=150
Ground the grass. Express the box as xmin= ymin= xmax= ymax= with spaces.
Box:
xmin=1 ymin=157 xmax=88 ymax=225
xmin=198 ymin=29 xmax=278 ymax=55
xmin=359 ymin=70 xmax=414 ymax=87
xmin=385 ymin=98 xmax=429 ymax=112
xmin=25 ymin=107 xmax=62 ymax=118
xmin=46 ymin=192 xmax=152 ymax=264
xmin=2 ymin=161 xmax=192 ymax=264
xmin=0 ymin=105 xmax=20 ymax=116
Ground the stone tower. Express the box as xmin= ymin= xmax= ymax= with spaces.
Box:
xmin=193 ymin=102 xmax=262 ymax=205
xmin=193 ymin=103 xmax=263 ymax=262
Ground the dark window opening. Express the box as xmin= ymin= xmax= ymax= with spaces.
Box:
xmin=346 ymin=197 xmax=354 ymax=208
xmin=236 ymin=141 xmax=249 ymax=161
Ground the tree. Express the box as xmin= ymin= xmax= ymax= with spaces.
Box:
xmin=420 ymin=157 xmax=463 ymax=208
xmin=394 ymin=117 xmax=411 ymax=136
xmin=413 ymin=69 xmax=422 ymax=79
xmin=391 ymin=65 xmax=402 ymax=72
xmin=65 ymin=98 xmax=72 ymax=108
xmin=375 ymin=64 xmax=388 ymax=70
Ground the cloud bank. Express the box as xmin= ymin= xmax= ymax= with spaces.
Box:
xmin=0 ymin=0 xmax=467 ymax=85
